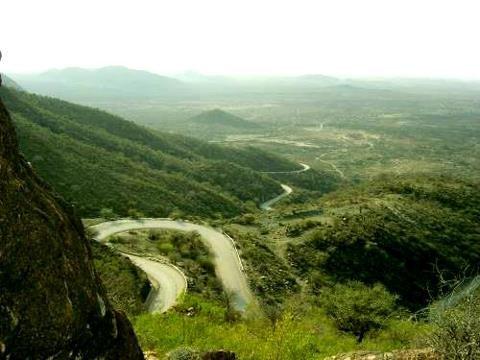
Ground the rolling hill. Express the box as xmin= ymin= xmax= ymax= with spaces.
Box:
xmin=190 ymin=109 xmax=260 ymax=130
xmin=0 ymin=87 xmax=300 ymax=218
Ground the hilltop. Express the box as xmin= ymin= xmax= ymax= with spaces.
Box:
xmin=190 ymin=108 xmax=261 ymax=129
xmin=0 ymin=87 xmax=302 ymax=218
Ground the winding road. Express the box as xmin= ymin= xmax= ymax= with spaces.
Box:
xmin=124 ymin=254 xmax=187 ymax=313
xmin=260 ymin=162 xmax=310 ymax=210
xmin=260 ymin=184 xmax=293 ymax=210
xmin=261 ymin=162 xmax=311 ymax=174
xmin=90 ymin=162 xmax=310 ymax=313
xmin=92 ymin=219 xmax=253 ymax=312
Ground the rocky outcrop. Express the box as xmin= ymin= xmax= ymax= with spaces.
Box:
xmin=0 ymin=93 xmax=143 ymax=358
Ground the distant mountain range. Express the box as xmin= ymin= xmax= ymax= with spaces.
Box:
xmin=10 ymin=66 xmax=480 ymax=104
xmin=10 ymin=66 xmax=184 ymax=99
xmin=8 ymin=66 xmax=348 ymax=101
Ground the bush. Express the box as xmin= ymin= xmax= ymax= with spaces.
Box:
xmin=108 ymin=235 xmax=127 ymax=244
xmin=148 ymin=229 xmax=163 ymax=241
xmin=427 ymin=290 xmax=480 ymax=359
xmin=320 ymin=281 xmax=398 ymax=342
xmin=99 ymin=207 xmax=117 ymax=220
xmin=236 ymin=213 xmax=257 ymax=225
xmin=158 ymin=242 xmax=175 ymax=254
xmin=128 ymin=208 xmax=144 ymax=219
xmin=198 ymin=256 xmax=216 ymax=275
xmin=285 ymin=219 xmax=321 ymax=237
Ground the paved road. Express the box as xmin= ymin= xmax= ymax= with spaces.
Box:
xmin=91 ymin=219 xmax=253 ymax=311
xmin=89 ymin=163 xmax=308 ymax=312
xmin=260 ymin=184 xmax=293 ymax=211
xmin=259 ymin=162 xmax=310 ymax=210
xmin=261 ymin=162 xmax=311 ymax=174
xmin=124 ymin=253 xmax=186 ymax=313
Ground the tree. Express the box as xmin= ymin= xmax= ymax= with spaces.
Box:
xmin=127 ymin=208 xmax=144 ymax=219
xmin=320 ymin=281 xmax=397 ymax=342
xmin=99 ymin=207 xmax=117 ymax=220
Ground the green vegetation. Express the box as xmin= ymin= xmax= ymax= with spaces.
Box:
xmin=286 ymin=176 xmax=480 ymax=309
xmin=118 ymin=173 xmax=479 ymax=358
xmin=91 ymin=241 xmax=150 ymax=317
xmin=6 ymin=71 xmax=480 ymax=358
xmin=133 ymin=294 xmax=424 ymax=360
xmin=319 ymin=282 xmax=398 ymax=343
xmin=427 ymin=288 xmax=480 ymax=359
xmin=187 ymin=108 xmax=261 ymax=134
xmin=167 ymin=347 xmax=201 ymax=360
xmin=284 ymin=219 xmax=322 ymax=237
xmin=0 ymin=87 xmax=307 ymax=218
xmin=109 ymin=229 xmax=221 ymax=298
xmin=270 ymin=168 xmax=341 ymax=195
xmin=223 ymin=225 xmax=299 ymax=307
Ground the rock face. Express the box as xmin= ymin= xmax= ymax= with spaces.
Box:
xmin=0 ymin=91 xmax=143 ymax=358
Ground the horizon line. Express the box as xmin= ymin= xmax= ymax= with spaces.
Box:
xmin=2 ymin=65 xmax=480 ymax=82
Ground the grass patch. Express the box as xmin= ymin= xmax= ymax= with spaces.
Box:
xmin=133 ymin=294 xmax=426 ymax=359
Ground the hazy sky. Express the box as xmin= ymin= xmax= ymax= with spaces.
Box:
xmin=1 ymin=0 xmax=479 ymax=78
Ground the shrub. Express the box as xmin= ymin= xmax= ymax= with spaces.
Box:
xmin=427 ymin=290 xmax=480 ymax=359
xmin=320 ymin=281 xmax=397 ymax=342
xmin=236 ymin=213 xmax=257 ymax=225
xmin=197 ymin=256 xmax=216 ymax=275
xmin=108 ymin=235 xmax=126 ymax=244
xmin=127 ymin=208 xmax=144 ymax=219
xmin=148 ymin=229 xmax=163 ymax=241
xmin=285 ymin=219 xmax=321 ymax=237
xmin=99 ymin=207 xmax=117 ymax=220
xmin=158 ymin=242 xmax=175 ymax=254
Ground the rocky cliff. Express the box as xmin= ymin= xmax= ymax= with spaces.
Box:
xmin=0 ymin=85 xmax=143 ymax=359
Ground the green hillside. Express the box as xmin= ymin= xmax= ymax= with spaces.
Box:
xmin=0 ymin=87 xmax=300 ymax=218
xmin=285 ymin=176 xmax=480 ymax=309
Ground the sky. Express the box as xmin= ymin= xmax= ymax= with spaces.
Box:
xmin=1 ymin=0 xmax=480 ymax=78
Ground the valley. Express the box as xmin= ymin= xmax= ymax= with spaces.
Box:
xmin=2 ymin=69 xmax=480 ymax=359
xmin=3 ymin=1 xmax=480 ymax=358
